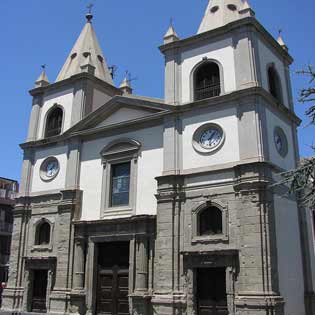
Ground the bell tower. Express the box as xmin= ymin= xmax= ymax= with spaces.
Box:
xmin=155 ymin=1 xmax=314 ymax=315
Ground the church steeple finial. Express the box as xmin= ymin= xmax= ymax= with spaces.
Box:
xmin=163 ymin=18 xmax=180 ymax=44
xmin=86 ymin=3 xmax=94 ymax=23
xmin=35 ymin=64 xmax=50 ymax=88
xmin=277 ymin=29 xmax=289 ymax=52
xmin=55 ymin=5 xmax=114 ymax=85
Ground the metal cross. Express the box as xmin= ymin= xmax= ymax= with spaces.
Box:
xmin=170 ymin=17 xmax=174 ymax=27
xmin=87 ymin=3 xmax=94 ymax=14
xmin=41 ymin=64 xmax=46 ymax=71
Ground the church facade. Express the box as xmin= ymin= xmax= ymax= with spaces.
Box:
xmin=2 ymin=1 xmax=315 ymax=315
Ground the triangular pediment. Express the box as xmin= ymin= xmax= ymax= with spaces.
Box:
xmin=66 ymin=95 xmax=172 ymax=135
xmin=95 ymin=107 xmax=156 ymax=128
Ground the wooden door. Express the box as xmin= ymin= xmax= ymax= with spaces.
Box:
xmin=97 ymin=266 xmax=129 ymax=315
xmin=197 ymin=268 xmax=228 ymax=315
xmin=31 ymin=270 xmax=48 ymax=313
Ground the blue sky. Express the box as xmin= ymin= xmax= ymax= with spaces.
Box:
xmin=0 ymin=0 xmax=314 ymax=181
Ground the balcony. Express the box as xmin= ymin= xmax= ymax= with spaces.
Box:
xmin=0 ymin=221 xmax=13 ymax=235
xmin=195 ymin=84 xmax=221 ymax=101
xmin=0 ymin=188 xmax=16 ymax=200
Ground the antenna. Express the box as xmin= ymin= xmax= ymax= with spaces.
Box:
xmin=87 ymin=3 xmax=94 ymax=14
xmin=109 ymin=65 xmax=118 ymax=79
xmin=170 ymin=17 xmax=174 ymax=27
xmin=125 ymin=70 xmax=138 ymax=84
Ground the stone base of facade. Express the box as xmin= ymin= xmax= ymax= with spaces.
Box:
xmin=1 ymin=287 xmax=24 ymax=312
xmin=49 ymin=290 xmax=71 ymax=315
xmin=130 ymin=292 xmax=152 ymax=315
xmin=235 ymin=293 xmax=284 ymax=315
xmin=68 ymin=291 xmax=86 ymax=315
xmin=151 ymin=293 xmax=187 ymax=315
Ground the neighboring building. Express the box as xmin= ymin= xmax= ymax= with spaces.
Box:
xmin=0 ymin=177 xmax=18 ymax=283
xmin=2 ymin=1 xmax=315 ymax=315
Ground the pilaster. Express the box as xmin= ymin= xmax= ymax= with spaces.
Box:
xmin=71 ymin=78 xmax=94 ymax=126
xmin=26 ymin=94 xmax=43 ymax=141
xmin=152 ymin=175 xmax=186 ymax=315
xmin=19 ymin=148 xmax=35 ymax=196
xmin=65 ymin=138 xmax=82 ymax=190
xmin=233 ymin=25 xmax=261 ymax=90
xmin=163 ymin=115 xmax=182 ymax=175
xmin=164 ymin=48 xmax=181 ymax=105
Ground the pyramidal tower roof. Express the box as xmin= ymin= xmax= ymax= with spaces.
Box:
xmin=56 ymin=12 xmax=114 ymax=85
xmin=198 ymin=0 xmax=254 ymax=34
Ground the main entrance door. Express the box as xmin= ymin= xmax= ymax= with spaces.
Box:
xmin=31 ymin=269 xmax=48 ymax=313
xmin=197 ymin=268 xmax=228 ymax=315
xmin=96 ymin=242 xmax=129 ymax=315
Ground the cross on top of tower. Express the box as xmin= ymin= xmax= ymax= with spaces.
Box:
xmin=86 ymin=3 xmax=94 ymax=22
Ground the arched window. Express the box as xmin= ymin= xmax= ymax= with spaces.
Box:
xmin=194 ymin=62 xmax=221 ymax=101
xmin=198 ymin=206 xmax=223 ymax=236
xmin=45 ymin=107 xmax=63 ymax=138
xmin=36 ymin=222 xmax=51 ymax=245
xmin=268 ymin=66 xmax=282 ymax=103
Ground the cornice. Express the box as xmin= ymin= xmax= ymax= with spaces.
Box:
xmin=29 ymin=72 xmax=121 ymax=97
xmin=20 ymin=87 xmax=300 ymax=150
xmin=159 ymin=17 xmax=293 ymax=65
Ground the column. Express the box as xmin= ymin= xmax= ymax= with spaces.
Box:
xmin=135 ymin=236 xmax=148 ymax=292
xmin=73 ymin=237 xmax=85 ymax=291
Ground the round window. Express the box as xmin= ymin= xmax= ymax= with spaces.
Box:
xmin=40 ymin=157 xmax=60 ymax=182
xmin=192 ymin=123 xmax=225 ymax=154
xmin=274 ymin=127 xmax=288 ymax=157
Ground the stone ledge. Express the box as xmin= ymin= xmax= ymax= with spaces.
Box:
xmin=235 ymin=293 xmax=284 ymax=307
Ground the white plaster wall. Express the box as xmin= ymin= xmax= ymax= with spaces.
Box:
xmin=181 ymin=37 xmax=236 ymax=103
xmin=37 ymin=88 xmax=74 ymax=139
xmin=182 ymin=107 xmax=240 ymax=170
xmin=258 ymin=39 xmax=289 ymax=108
xmin=31 ymin=145 xmax=67 ymax=193
xmin=265 ymin=108 xmax=295 ymax=170
xmin=79 ymin=125 xmax=163 ymax=221
xmin=92 ymin=88 xmax=112 ymax=112
xmin=274 ymin=195 xmax=305 ymax=315
xmin=96 ymin=107 xmax=151 ymax=128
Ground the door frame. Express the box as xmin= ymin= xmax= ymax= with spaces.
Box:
xmin=86 ymin=237 xmax=134 ymax=315
xmin=183 ymin=251 xmax=238 ymax=315
xmin=23 ymin=257 xmax=56 ymax=312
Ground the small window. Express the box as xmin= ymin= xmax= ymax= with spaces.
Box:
xmin=198 ymin=206 xmax=223 ymax=236
xmin=194 ymin=62 xmax=221 ymax=101
xmin=268 ymin=66 xmax=282 ymax=102
xmin=45 ymin=107 xmax=63 ymax=138
xmin=110 ymin=162 xmax=131 ymax=207
xmin=36 ymin=222 xmax=51 ymax=245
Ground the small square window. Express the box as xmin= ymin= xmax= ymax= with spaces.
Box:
xmin=110 ymin=162 xmax=131 ymax=207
